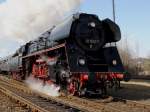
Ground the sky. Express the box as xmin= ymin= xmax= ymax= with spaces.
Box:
xmin=0 ymin=0 xmax=4 ymax=3
xmin=0 ymin=0 xmax=150 ymax=58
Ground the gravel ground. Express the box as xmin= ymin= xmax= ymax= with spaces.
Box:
xmin=0 ymin=78 xmax=150 ymax=112
xmin=108 ymin=81 xmax=150 ymax=104
xmin=0 ymin=92 xmax=29 ymax=112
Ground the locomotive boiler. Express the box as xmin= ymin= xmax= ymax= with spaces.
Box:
xmin=0 ymin=13 xmax=125 ymax=96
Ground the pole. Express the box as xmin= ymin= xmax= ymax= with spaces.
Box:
xmin=112 ymin=0 xmax=116 ymax=22
xmin=112 ymin=0 xmax=117 ymax=46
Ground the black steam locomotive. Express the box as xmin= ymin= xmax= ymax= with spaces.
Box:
xmin=0 ymin=13 xmax=125 ymax=96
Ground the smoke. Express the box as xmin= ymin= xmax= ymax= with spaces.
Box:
xmin=25 ymin=76 xmax=60 ymax=97
xmin=0 ymin=0 xmax=82 ymax=43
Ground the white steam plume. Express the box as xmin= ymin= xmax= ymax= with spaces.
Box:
xmin=25 ymin=76 xmax=60 ymax=97
xmin=0 ymin=0 xmax=82 ymax=43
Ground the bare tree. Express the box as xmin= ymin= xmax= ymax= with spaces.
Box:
xmin=118 ymin=37 xmax=137 ymax=75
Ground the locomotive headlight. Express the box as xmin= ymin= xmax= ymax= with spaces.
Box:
xmin=78 ymin=58 xmax=86 ymax=66
xmin=89 ymin=22 xmax=96 ymax=28
xmin=112 ymin=60 xmax=117 ymax=66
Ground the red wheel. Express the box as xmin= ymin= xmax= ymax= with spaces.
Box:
xmin=68 ymin=80 xmax=79 ymax=96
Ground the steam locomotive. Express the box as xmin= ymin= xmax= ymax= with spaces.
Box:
xmin=0 ymin=13 xmax=125 ymax=96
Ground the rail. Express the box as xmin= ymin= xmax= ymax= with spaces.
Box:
xmin=1 ymin=75 xmax=150 ymax=112
xmin=0 ymin=75 xmax=122 ymax=112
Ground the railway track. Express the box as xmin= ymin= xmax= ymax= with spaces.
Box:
xmin=0 ymin=91 xmax=30 ymax=112
xmin=0 ymin=75 xmax=120 ymax=112
xmin=0 ymin=80 xmax=81 ymax=112
xmin=0 ymin=75 xmax=150 ymax=112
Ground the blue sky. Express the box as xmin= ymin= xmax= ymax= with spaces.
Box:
xmin=0 ymin=0 xmax=4 ymax=3
xmin=0 ymin=0 xmax=150 ymax=57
